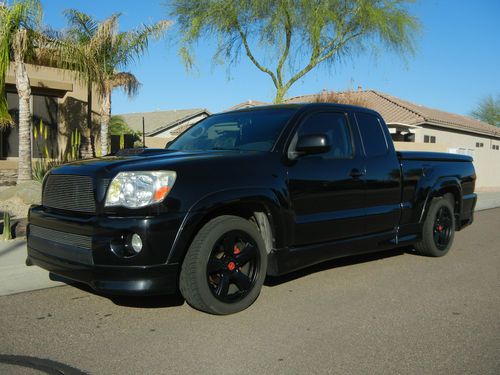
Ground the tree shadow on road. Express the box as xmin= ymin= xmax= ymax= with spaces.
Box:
xmin=265 ymin=248 xmax=409 ymax=286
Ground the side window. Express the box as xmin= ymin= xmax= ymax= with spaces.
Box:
xmin=356 ymin=112 xmax=389 ymax=157
xmin=294 ymin=112 xmax=353 ymax=159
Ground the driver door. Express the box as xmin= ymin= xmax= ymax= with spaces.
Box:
xmin=287 ymin=111 xmax=366 ymax=246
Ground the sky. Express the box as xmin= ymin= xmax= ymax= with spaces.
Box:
xmin=39 ymin=0 xmax=500 ymax=116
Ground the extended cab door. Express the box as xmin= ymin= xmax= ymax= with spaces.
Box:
xmin=353 ymin=112 xmax=402 ymax=235
xmin=287 ymin=110 xmax=366 ymax=246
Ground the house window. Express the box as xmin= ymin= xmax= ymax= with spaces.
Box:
xmin=424 ymin=135 xmax=436 ymax=143
xmin=493 ymin=145 xmax=499 ymax=150
xmin=32 ymin=94 xmax=58 ymax=158
xmin=476 ymin=142 xmax=484 ymax=148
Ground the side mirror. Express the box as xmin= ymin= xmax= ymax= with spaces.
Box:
xmin=295 ymin=134 xmax=330 ymax=155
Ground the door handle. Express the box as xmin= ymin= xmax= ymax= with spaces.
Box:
xmin=349 ymin=168 xmax=365 ymax=179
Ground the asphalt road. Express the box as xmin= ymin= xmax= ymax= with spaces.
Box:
xmin=1 ymin=209 xmax=499 ymax=375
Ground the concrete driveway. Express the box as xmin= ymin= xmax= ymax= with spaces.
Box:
xmin=1 ymin=208 xmax=499 ymax=374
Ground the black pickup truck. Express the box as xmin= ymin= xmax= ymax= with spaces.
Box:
xmin=27 ymin=103 xmax=477 ymax=314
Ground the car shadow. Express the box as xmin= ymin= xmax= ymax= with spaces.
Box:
xmin=50 ymin=247 xmax=414 ymax=308
xmin=264 ymin=248 xmax=409 ymax=286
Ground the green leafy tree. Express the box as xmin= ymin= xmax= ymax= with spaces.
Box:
xmin=172 ymin=0 xmax=419 ymax=103
xmin=109 ymin=115 xmax=141 ymax=139
xmin=0 ymin=0 xmax=42 ymax=182
xmin=56 ymin=10 xmax=170 ymax=156
xmin=471 ymin=94 xmax=500 ymax=127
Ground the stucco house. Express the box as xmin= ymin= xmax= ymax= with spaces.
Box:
xmin=119 ymin=108 xmax=210 ymax=148
xmin=1 ymin=63 xmax=100 ymax=160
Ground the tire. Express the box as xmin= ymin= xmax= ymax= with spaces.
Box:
xmin=415 ymin=195 xmax=455 ymax=257
xmin=179 ymin=215 xmax=268 ymax=315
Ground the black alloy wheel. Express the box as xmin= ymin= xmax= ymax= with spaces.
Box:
xmin=432 ymin=206 xmax=453 ymax=250
xmin=179 ymin=215 xmax=268 ymax=315
xmin=207 ymin=230 xmax=260 ymax=303
xmin=415 ymin=194 xmax=456 ymax=257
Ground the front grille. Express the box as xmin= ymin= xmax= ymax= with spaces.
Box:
xmin=30 ymin=225 xmax=92 ymax=249
xmin=29 ymin=225 xmax=93 ymax=265
xmin=43 ymin=174 xmax=96 ymax=213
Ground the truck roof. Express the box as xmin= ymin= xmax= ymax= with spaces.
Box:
xmin=224 ymin=102 xmax=380 ymax=116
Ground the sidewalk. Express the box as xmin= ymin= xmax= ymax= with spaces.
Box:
xmin=0 ymin=238 xmax=64 ymax=295
xmin=474 ymin=191 xmax=500 ymax=211
xmin=1 ymin=191 xmax=499 ymax=297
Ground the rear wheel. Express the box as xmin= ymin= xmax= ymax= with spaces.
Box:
xmin=415 ymin=195 xmax=455 ymax=257
xmin=179 ymin=215 xmax=267 ymax=315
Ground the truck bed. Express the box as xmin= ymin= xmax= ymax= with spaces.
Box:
xmin=397 ymin=151 xmax=473 ymax=162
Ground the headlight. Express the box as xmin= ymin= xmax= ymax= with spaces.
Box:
xmin=105 ymin=171 xmax=176 ymax=208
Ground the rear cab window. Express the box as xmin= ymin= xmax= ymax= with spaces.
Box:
xmin=355 ymin=112 xmax=389 ymax=157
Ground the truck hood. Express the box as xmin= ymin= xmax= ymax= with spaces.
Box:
xmin=50 ymin=148 xmax=264 ymax=176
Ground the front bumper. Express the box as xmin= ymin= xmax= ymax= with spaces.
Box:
xmin=27 ymin=205 xmax=185 ymax=295
xmin=27 ymin=247 xmax=179 ymax=295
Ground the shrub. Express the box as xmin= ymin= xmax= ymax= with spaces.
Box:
xmin=3 ymin=212 xmax=11 ymax=240
xmin=312 ymin=90 xmax=368 ymax=107
xmin=32 ymin=159 xmax=64 ymax=183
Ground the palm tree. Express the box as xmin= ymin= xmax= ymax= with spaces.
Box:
xmin=0 ymin=0 xmax=42 ymax=182
xmin=59 ymin=10 xmax=170 ymax=156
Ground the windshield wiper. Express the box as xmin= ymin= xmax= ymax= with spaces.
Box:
xmin=210 ymin=147 xmax=240 ymax=151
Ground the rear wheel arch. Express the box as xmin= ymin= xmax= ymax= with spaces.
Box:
xmin=420 ymin=179 xmax=462 ymax=225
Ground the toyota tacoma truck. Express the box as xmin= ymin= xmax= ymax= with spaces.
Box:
xmin=27 ymin=103 xmax=477 ymax=314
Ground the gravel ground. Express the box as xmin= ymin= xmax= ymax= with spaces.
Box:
xmin=0 ymin=182 xmax=41 ymax=220
xmin=0 ymin=197 xmax=31 ymax=219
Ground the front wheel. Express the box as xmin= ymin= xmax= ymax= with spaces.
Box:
xmin=179 ymin=215 xmax=268 ymax=315
xmin=415 ymin=195 xmax=455 ymax=257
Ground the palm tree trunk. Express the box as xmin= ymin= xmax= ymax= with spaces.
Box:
xmin=14 ymin=58 xmax=32 ymax=182
xmin=100 ymin=90 xmax=111 ymax=156
xmin=80 ymin=83 xmax=93 ymax=158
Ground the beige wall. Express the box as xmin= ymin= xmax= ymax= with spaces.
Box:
xmin=469 ymin=148 xmax=500 ymax=190
xmin=395 ymin=140 xmax=500 ymax=190
xmin=145 ymin=136 xmax=169 ymax=148
xmin=412 ymin=126 xmax=499 ymax=151
xmin=394 ymin=142 xmax=448 ymax=152
xmin=6 ymin=63 xmax=100 ymax=157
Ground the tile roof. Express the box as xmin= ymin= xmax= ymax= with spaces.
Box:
xmin=118 ymin=108 xmax=210 ymax=136
xmin=225 ymin=100 xmax=269 ymax=112
xmin=286 ymin=90 xmax=500 ymax=138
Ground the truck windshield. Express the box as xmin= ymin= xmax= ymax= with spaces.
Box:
xmin=167 ymin=108 xmax=297 ymax=152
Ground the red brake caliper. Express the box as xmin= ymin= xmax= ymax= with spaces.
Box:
xmin=233 ymin=245 xmax=242 ymax=270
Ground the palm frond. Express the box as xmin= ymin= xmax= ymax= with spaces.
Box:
xmin=116 ymin=20 xmax=171 ymax=67
xmin=107 ymin=71 xmax=141 ymax=97
xmin=63 ymin=8 xmax=98 ymax=40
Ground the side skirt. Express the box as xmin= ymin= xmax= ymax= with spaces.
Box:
xmin=267 ymin=229 xmax=416 ymax=276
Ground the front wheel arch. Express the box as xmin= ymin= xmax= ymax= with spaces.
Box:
xmin=167 ymin=195 xmax=283 ymax=265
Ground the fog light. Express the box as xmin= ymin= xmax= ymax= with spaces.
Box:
xmin=130 ymin=233 xmax=143 ymax=254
